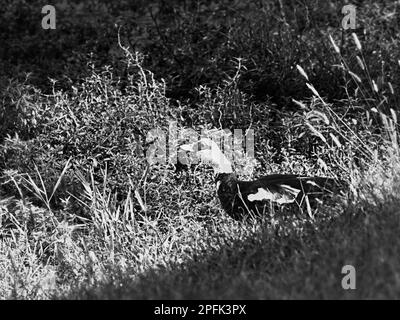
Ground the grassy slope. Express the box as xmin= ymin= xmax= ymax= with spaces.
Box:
xmin=1 ymin=0 xmax=400 ymax=299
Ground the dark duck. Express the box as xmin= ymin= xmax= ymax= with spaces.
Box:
xmin=180 ymin=138 xmax=346 ymax=220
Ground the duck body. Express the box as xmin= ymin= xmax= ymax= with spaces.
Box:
xmin=216 ymin=173 xmax=345 ymax=220
xmin=180 ymin=137 xmax=346 ymax=220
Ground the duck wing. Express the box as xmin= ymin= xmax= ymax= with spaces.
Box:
xmin=237 ymin=175 xmax=345 ymax=205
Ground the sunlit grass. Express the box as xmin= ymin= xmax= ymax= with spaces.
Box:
xmin=1 ymin=0 xmax=400 ymax=299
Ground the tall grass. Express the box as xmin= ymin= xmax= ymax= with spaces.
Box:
xmin=1 ymin=0 xmax=400 ymax=299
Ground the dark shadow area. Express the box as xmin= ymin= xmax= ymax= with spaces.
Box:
xmin=2 ymin=0 xmax=399 ymax=104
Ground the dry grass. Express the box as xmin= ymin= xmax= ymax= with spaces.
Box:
xmin=1 ymin=0 xmax=400 ymax=299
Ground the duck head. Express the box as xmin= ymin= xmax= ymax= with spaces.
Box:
xmin=180 ymin=137 xmax=233 ymax=174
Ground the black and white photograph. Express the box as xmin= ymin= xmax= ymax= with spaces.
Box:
xmin=0 ymin=0 xmax=399 ymax=306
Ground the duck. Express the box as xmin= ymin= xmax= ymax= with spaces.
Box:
xmin=180 ymin=137 xmax=346 ymax=220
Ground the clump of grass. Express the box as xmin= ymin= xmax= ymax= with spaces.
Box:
xmin=2 ymin=0 xmax=400 ymax=300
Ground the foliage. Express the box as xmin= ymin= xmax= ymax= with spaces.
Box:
xmin=1 ymin=0 xmax=400 ymax=299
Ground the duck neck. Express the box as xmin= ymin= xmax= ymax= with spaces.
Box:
xmin=212 ymin=150 xmax=233 ymax=175
xmin=215 ymin=161 xmax=233 ymax=175
xmin=215 ymin=172 xmax=237 ymax=183
xmin=211 ymin=149 xmax=233 ymax=175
